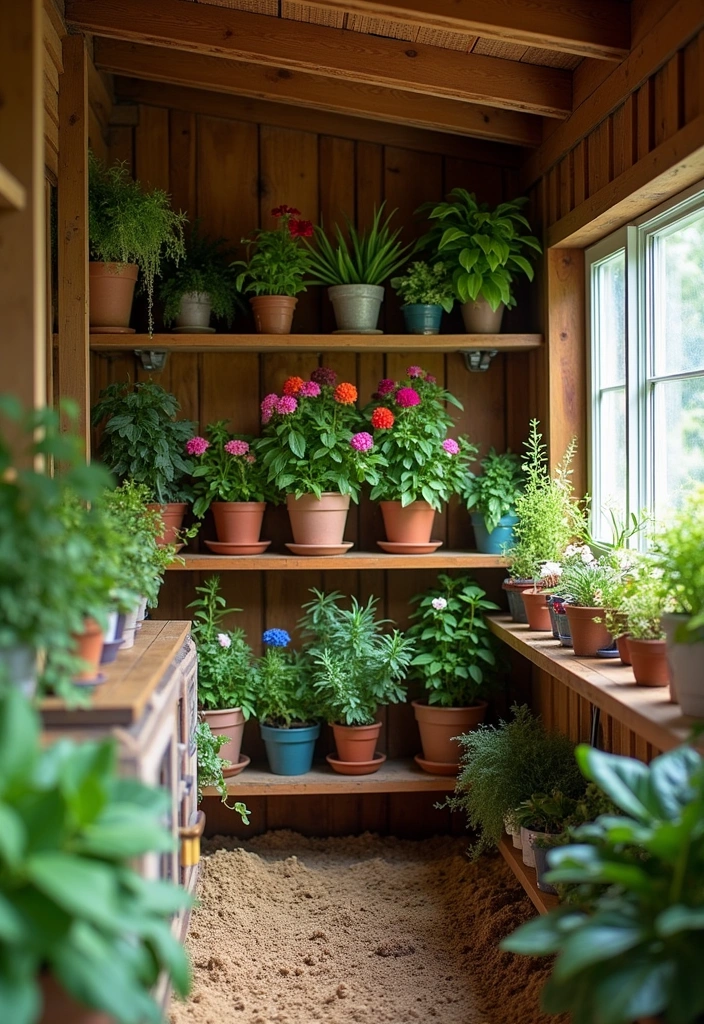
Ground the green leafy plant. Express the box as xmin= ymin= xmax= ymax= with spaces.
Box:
xmin=305 ymin=203 xmax=411 ymax=286
xmin=254 ymin=629 xmax=320 ymax=727
xmin=91 ymin=380 xmax=196 ymax=504
xmin=390 ymin=261 xmax=454 ymax=311
xmin=232 ymin=204 xmax=313 ymax=296
xmin=159 ymin=224 xmax=239 ymax=327
xmin=555 ymin=554 xmax=626 ymax=609
xmin=651 ymin=484 xmax=704 ymax=641
xmin=195 ymin=720 xmax=250 ymax=821
xmin=0 ymin=686 xmax=191 ymax=1024
xmin=515 ymin=791 xmax=579 ymax=834
xmin=502 ymin=742 xmax=704 ymax=1024
xmin=620 ymin=560 xmax=674 ymax=640
xmin=461 ymin=447 xmax=524 ymax=534
xmin=188 ymin=577 xmax=256 ymax=717
xmin=299 ymin=590 xmax=415 ymax=726
xmin=190 ymin=422 xmax=276 ymax=517
xmin=417 ymin=190 xmax=542 ymax=311
xmin=407 ymin=574 xmax=499 ymax=707
xmin=88 ymin=151 xmax=186 ymax=333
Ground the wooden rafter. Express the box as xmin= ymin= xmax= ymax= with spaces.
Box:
xmin=67 ymin=0 xmax=571 ymax=118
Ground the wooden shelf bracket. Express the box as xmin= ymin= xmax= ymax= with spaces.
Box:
xmin=462 ymin=348 xmax=499 ymax=372
xmin=134 ymin=348 xmax=168 ymax=371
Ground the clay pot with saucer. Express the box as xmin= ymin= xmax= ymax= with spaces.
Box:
xmin=327 ymin=721 xmax=385 ymax=775
xmin=200 ymin=708 xmax=245 ymax=774
xmin=71 ymin=617 xmax=105 ymax=684
xmin=285 ymin=492 xmax=350 ymax=553
xmin=564 ymin=605 xmax=612 ymax=657
xmin=378 ymin=500 xmax=442 ymax=554
xmin=412 ymin=700 xmax=487 ymax=772
xmin=204 ymin=501 xmax=272 ymax=556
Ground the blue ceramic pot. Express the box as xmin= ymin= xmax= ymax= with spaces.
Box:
xmin=403 ymin=304 xmax=443 ymax=335
xmin=471 ymin=512 xmax=518 ymax=555
xmin=260 ymin=722 xmax=320 ymax=776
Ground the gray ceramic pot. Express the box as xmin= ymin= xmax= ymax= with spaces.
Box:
xmin=0 ymin=644 xmax=37 ymax=697
xmin=176 ymin=291 xmax=212 ymax=330
xmin=328 ymin=284 xmax=384 ymax=332
xmin=534 ymin=845 xmax=558 ymax=895
xmin=662 ymin=612 xmax=704 ymax=713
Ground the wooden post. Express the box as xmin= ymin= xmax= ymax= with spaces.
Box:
xmin=57 ymin=33 xmax=90 ymax=450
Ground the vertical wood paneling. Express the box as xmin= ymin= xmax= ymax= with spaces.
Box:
xmin=587 ymin=118 xmax=611 ymax=196
xmin=107 ymin=125 xmax=133 ymax=172
xmin=572 ymin=139 xmax=587 ymax=207
xmin=654 ymin=52 xmax=683 ymax=147
xmin=612 ymin=97 xmax=636 ymax=179
xmin=636 ymin=80 xmax=654 ymax=161
xmin=683 ymin=31 xmax=704 ymax=123
xmin=318 ymin=136 xmax=355 ymax=334
xmin=168 ymin=109 xmax=196 ymax=217
xmin=558 ymin=152 xmax=572 ymax=220
xmin=134 ymin=105 xmax=169 ymax=192
xmin=197 ymin=116 xmax=258 ymax=253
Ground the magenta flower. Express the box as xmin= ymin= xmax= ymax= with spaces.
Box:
xmin=442 ymin=438 xmax=460 ymax=455
xmin=276 ymin=395 xmax=298 ymax=415
xmin=406 ymin=365 xmax=424 ymax=378
xmin=261 ymin=393 xmax=279 ymax=425
xmin=245 ymin=453 xmax=257 ymax=464
xmin=186 ymin=436 xmax=210 ymax=456
xmin=225 ymin=439 xmax=250 ymax=456
xmin=350 ymin=431 xmax=374 ymax=452
xmin=311 ymin=366 xmax=337 ymax=386
xmin=299 ymin=381 xmax=321 ymax=398
xmin=395 ymin=387 xmax=421 ymax=408
xmin=425 ymin=374 xmax=437 ymax=384
xmin=376 ymin=378 xmax=395 ymax=396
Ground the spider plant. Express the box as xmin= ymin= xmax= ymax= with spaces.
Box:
xmin=305 ymin=203 xmax=412 ymax=286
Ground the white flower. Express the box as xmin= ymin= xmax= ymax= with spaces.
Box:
xmin=580 ymin=545 xmax=596 ymax=564
xmin=217 ymin=633 xmax=231 ymax=648
xmin=650 ymin=566 xmax=665 ymax=579
xmin=540 ymin=561 xmax=563 ymax=579
xmin=431 ymin=597 xmax=448 ymax=611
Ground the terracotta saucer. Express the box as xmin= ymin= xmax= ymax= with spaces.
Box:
xmin=172 ymin=326 xmax=216 ymax=334
xmin=377 ymin=540 xmax=443 ymax=555
xmin=286 ymin=542 xmax=354 ymax=556
xmin=89 ymin=326 xmax=136 ymax=334
xmin=223 ymin=753 xmax=250 ymax=778
xmin=414 ymin=754 xmax=460 ymax=776
xmin=72 ymin=673 xmax=107 ymax=687
xmin=326 ymin=752 xmax=387 ymax=775
xmin=204 ymin=540 xmax=272 ymax=556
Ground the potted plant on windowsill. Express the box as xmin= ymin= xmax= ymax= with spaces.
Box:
xmin=232 ymin=204 xmax=313 ymax=334
xmin=390 ymin=260 xmax=454 ymax=334
xmin=618 ymin=558 xmax=674 ymax=688
xmin=460 ymin=447 xmax=524 ymax=554
xmin=556 ymin=555 xmax=625 ymax=657
xmin=195 ymin=720 xmax=251 ymax=822
xmin=407 ymin=574 xmax=499 ymax=772
xmin=160 ymin=224 xmax=239 ymax=333
xmin=417 ymin=189 xmax=542 ymax=333
xmin=88 ymin=151 xmax=186 ymax=335
xmin=305 ymin=203 xmax=411 ymax=332
xmin=300 ymin=589 xmax=415 ymax=775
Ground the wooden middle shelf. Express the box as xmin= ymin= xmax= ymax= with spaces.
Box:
xmin=169 ymin=551 xmax=508 ymax=570
xmin=498 ymin=837 xmax=559 ymax=915
xmin=88 ymin=333 xmax=543 ymax=354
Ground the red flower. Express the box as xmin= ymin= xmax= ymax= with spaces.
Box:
xmin=334 ymin=382 xmax=358 ymax=405
xmin=289 ymin=219 xmax=314 ymax=238
xmin=271 ymin=204 xmax=301 ymax=218
xmin=371 ymin=407 xmax=395 ymax=430
xmin=282 ymin=376 xmax=304 ymax=395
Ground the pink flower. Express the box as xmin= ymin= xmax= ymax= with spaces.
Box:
xmin=406 ymin=365 xmax=424 ymax=378
xmin=376 ymin=378 xmax=395 ymax=396
xmin=425 ymin=374 xmax=437 ymax=384
xmin=261 ymin=393 xmax=279 ymax=424
xmin=350 ymin=431 xmax=373 ymax=452
xmin=217 ymin=633 xmax=231 ymax=648
xmin=311 ymin=366 xmax=337 ymax=387
xmin=225 ymin=439 xmax=250 ymax=456
xmin=245 ymin=453 xmax=257 ymax=464
xmin=442 ymin=438 xmax=460 ymax=455
xmin=299 ymin=381 xmax=321 ymax=398
xmin=186 ymin=436 xmax=210 ymax=456
xmin=395 ymin=387 xmax=420 ymax=408
xmin=276 ymin=395 xmax=298 ymax=415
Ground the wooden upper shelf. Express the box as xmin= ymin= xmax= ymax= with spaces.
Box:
xmin=170 ymin=552 xmax=508 ymax=570
xmin=88 ymin=333 xmax=543 ymax=354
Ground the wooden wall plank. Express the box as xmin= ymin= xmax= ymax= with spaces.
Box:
xmin=683 ymin=31 xmax=704 ymax=124
xmin=319 ymin=136 xmax=355 ymax=333
xmin=135 ymin=104 xmax=169 ymax=191
xmin=636 ymin=80 xmax=654 ymax=162
xmin=653 ymin=52 xmax=683 ymax=146
xmin=107 ymin=125 xmax=133 ymax=171
xmin=168 ymin=109 xmax=196 ymax=217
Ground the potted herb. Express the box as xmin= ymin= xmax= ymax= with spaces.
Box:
xmin=258 ymin=369 xmax=384 ymax=553
xmin=366 ymin=366 xmax=476 ymax=549
xmin=160 ymin=224 xmax=238 ymax=332
xmin=88 ymin=151 xmax=186 ymax=334
xmin=195 ymin=720 xmax=251 ymax=822
xmin=254 ymin=628 xmax=321 ymax=776
xmin=188 ymin=576 xmax=256 ymax=773
xmin=418 ymin=189 xmax=542 ymax=333
xmin=461 ymin=447 xmax=523 ymax=554
xmin=390 ymin=260 xmax=454 ymax=334
xmin=306 ymin=204 xmax=411 ymax=332
xmin=91 ymin=380 xmax=196 ymax=545
xmin=300 ymin=589 xmax=415 ymax=774
xmin=620 ymin=558 xmax=673 ymax=688
xmin=557 ymin=555 xmax=625 ymax=657
xmin=515 ymin=790 xmax=578 ymax=868
xmin=503 ymin=742 xmax=704 ymax=1024
xmin=232 ymin=204 xmax=313 ymax=334
xmin=407 ymin=574 xmax=499 ymax=771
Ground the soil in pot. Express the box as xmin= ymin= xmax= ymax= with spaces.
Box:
xmin=147 ymin=502 xmax=187 ymax=546
xmin=201 ymin=708 xmax=245 ymax=774
xmin=250 ymin=295 xmax=297 ymax=334
xmin=39 ymin=975 xmax=113 ymax=1024
xmin=89 ymin=262 xmax=138 ymax=332
xmin=628 ymin=638 xmax=670 ymax=687
xmin=502 ymin=579 xmax=534 ymax=623
xmin=212 ymin=501 xmax=266 ymax=544
xmin=260 ymin=722 xmax=320 ymax=776
xmin=471 ymin=512 xmax=517 ymax=555
xmin=460 ymin=297 xmax=504 ymax=334
xmin=521 ymin=591 xmax=552 ymax=632
xmin=286 ymin=492 xmax=350 ymax=546
xmin=402 ymin=303 xmax=442 ymax=335
xmin=176 ymin=291 xmax=213 ymax=331
xmin=379 ymin=500 xmax=435 ymax=545
xmin=412 ymin=700 xmax=488 ymax=767
xmin=72 ymin=617 xmax=105 ymax=682
xmin=331 ymin=721 xmax=382 ymax=763
xmin=564 ymin=605 xmax=612 ymax=657
xmin=328 ymin=283 xmax=384 ymax=332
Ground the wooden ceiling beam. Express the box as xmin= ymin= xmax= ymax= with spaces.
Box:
xmin=66 ymin=0 xmax=571 ymax=118
xmin=96 ymin=40 xmax=541 ymax=148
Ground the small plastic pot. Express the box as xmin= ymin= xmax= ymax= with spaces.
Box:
xmin=260 ymin=722 xmax=320 ymax=776
xmin=402 ymin=303 xmax=443 ymax=335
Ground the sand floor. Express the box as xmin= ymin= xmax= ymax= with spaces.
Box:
xmin=170 ymin=831 xmax=563 ymax=1024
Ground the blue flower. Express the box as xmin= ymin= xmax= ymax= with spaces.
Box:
xmin=262 ymin=628 xmax=291 ymax=648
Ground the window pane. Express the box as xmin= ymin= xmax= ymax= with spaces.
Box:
xmin=652 ymin=208 xmax=704 ymax=376
xmin=652 ymin=375 xmax=704 ymax=516
xmin=593 ymin=251 xmax=626 ymax=388
xmin=596 ymin=387 xmax=627 ymax=538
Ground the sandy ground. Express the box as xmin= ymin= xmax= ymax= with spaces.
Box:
xmin=170 ymin=831 xmax=563 ymax=1024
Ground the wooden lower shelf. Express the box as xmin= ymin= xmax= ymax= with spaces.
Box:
xmin=487 ymin=615 xmax=696 ymax=751
xmin=498 ymin=837 xmax=559 ymax=915
xmin=170 ymin=551 xmax=508 ymax=570
xmin=202 ymin=758 xmax=459 ymax=796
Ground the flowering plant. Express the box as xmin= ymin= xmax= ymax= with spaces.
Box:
xmin=232 ymin=205 xmax=313 ymax=296
xmin=365 ymin=366 xmax=476 ymax=510
xmin=188 ymin=576 xmax=256 ymax=716
xmin=189 ymin=421 xmax=276 ymax=516
xmin=258 ymin=368 xmax=385 ymax=500
xmin=553 ymin=554 xmax=626 ymax=609
xmin=620 ymin=558 xmax=673 ymax=640
xmin=254 ymin=628 xmax=321 ymax=727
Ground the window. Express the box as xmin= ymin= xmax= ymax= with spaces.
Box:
xmin=587 ymin=183 xmax=704 ymax=543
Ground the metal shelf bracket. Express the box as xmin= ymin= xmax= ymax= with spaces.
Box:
xmin=135 ymin=349 xmax=168 ymax=372
xmin=462 ymin=349 xmax=498 ymax=372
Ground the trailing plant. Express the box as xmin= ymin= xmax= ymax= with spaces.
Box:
xmin=88 ymin=151 xmax=186 ymax=333
xmin=515 ymin=791 xmax=579 ymax=834
xmin=390 ymin=260 xmax=454 ymax=311
xmin=651 ymin=484 xmax=704 ymax=641
xmin=417 ymin=190 xmax=542 ymax=311
xmin=407 ymin=574 xmax=499 ymax=707
xmin=188 ymin=576 xmax=256 ymax=717
xmin=254 ymin=628 xmax=320 ymax=727
xmin=91 ymin=380 xmax=196 ymax=504
xmin=189 ymin=422 xmax=276 ymax=516
xmin=299 ymin=590 xmax=415 ymax=727
xmin=195 ymin=720 xmax=250 ymax=821
xmin=461 ymin=447 xmax=524 ymax=534
xmin=305 ymin=203 xmax=411 ymax=286
xmin=159 ymin=224 xmax=239 ymax=326
xmin=232 ymin=204 xmax=313 ymax=296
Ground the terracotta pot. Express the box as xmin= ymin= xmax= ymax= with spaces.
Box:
xmin=564 ymin=605 xmax=612 ymax=657
xmin=250 ymin=295 xmax=297 ymax=334
xmin=286 ymin=492 xmax=350 ymax=546
xmin=89 ymin=261 xmax=138 ymax=331
xmin=460 ymin=297 xmax=504 ymax=334
xmin=147 ymin=502 xmax=187 ymax=546
xmin=39 ymin=975 xmax=113 ymax=1024
xmin=412 ymin=700 xmax=488 ymax=765
xmin=212 ymin=501 xmax=266 ymax=544
xmin=201 ymin=707 xmax=245 ymax=774
xmin=628 ymin=638 xmax=670 ymax=687
xmin=616 ymin=633 xmax=632 ymax=665
xmin=332 ymin=721 xmax=382 ymax=763
xmin=521 ymin=590 xmax=552 ymax=631
xmin=379 ymin=500 xmax=436 ymax=544
xmin=502 ymin=578 xmax=535 ymax=623
xmin=72 ymin=617 xmax=104 ymax=682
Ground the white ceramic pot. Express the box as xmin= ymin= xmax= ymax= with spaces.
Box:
xmin=520 ymin=825 xmax=552 ymax=868
xmin=121 ymin=605 xmax=140 ymax=650
xmin=136 ymin=596 xmax=148 ymax=630
xmin=504 ymin=812 xmax=522 ymax=849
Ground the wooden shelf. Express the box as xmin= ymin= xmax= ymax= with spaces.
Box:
xmin=0 ymin=162 xmax=26 ymax=212
xmin=202 ymin=757 xmax=458 ymax=796
xmin=487 ymin=615 xmax=696 ymax=752
xmin=87 ymin=333 xmax=543 ymax=354
xmin=498 ymin=837 xmax=559 ymax=915
xmin=169 ymin=551 xmax=508 ymax=570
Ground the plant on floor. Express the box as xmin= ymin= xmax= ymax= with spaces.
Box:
xmin=299 ymin=590 xmax=415 ymax=726
xmin=254 ymin=629 xmax=319 ymax=727
xmin=651 ymin=484 xmax=704 ymax=641
xmin=390 ymin=261 xmax=455 ymax=311
xmin=195 ymin=720 xmax=250 ymax=821
xmin=91 ymin=380 xmax=196 ymax=504
xmin=188 ymin=576 xmax=256 ymax=717
xmin=502 ymin=742 xmax=704 ymax=1024
xmin=407 ymin=575 xmax=499 ymax=707
xmin=460 ymin=448 xmax=524 ymax=535
xmin=190 ymin=422 xmax=275 ymax=516
xmin=88 ymin=151 xmax=186 ymax=333
xmin=0 ymin=686 xmax=191 ymax=1024
xmin=160 ymin=224 xmax=239 ymax=327
xmin=232 ymin=205 xmax=313 ymax=296
xmin=305 ymin=203 xmax=412 ymax=286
